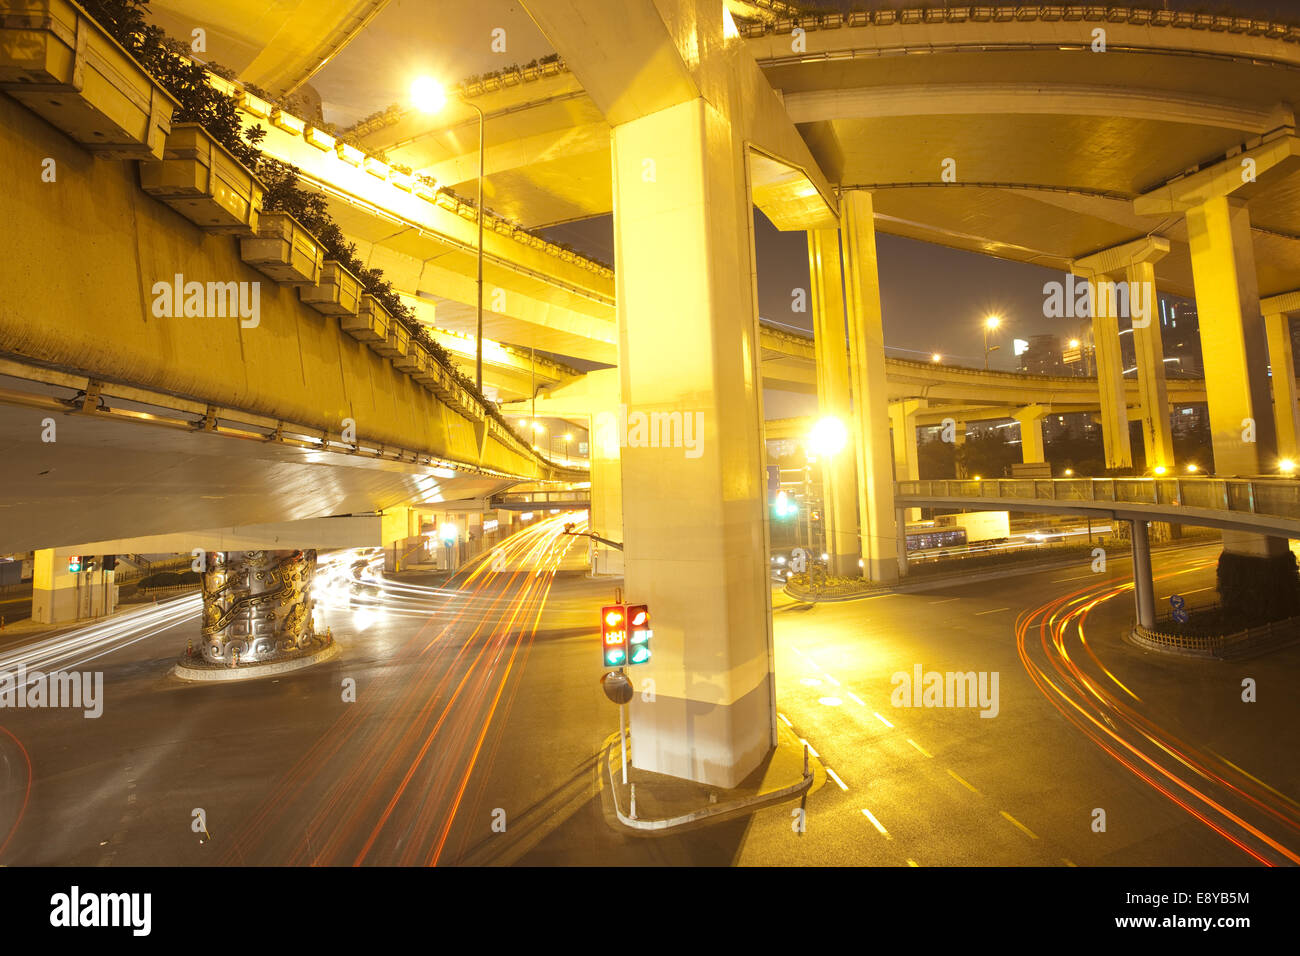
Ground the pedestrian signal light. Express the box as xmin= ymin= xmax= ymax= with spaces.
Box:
xmin=601 ymin=604 xmax=627 ymax=666
xmin=67 ymin=555 xmax=82 ymax=573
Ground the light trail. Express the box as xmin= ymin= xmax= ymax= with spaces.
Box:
xmin=219 ymin=511 xmax=587 ymax=866
xmin=1016 ymin=554 xmax=1300 ymax=866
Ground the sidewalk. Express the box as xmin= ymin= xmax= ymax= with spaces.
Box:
xmin=601 ymin=720 xmax=820 ymax=834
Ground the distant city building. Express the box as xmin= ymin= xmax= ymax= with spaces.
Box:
xmin=1019 ymin=333 xmax=1064 ymax=375
xmin=1061 ymin=329 xmax=1095 ymax=376
xmin=1162 ymin=298 xmax=1202 ymax=377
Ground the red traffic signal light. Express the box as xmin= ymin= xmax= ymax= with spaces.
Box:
xmin=601 ymin=604 xmax=627 ymax=667
xmin=627 ymin=604 xmax=651 ymax=664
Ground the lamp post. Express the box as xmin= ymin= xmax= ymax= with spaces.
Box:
xmin=413 ymin=78 xmax=486 ymax=394
xmin=983 ymin=315 xmax=1002 ymax=370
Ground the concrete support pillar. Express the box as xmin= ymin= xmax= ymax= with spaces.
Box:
xmin=32 ymin=548 xmax=118 ymax=624
xmin=1129 ymin=261 xmax=1174 ymax=471
xmin=1088 ymin=290 xmax=1131 ymax=470
xmin=1186 ymin=196 xmax=1286 ymax=557
xmin=589 ymin=410 xmax=625 ymax=576
xmin=1013 ymin=405 xmax=1047 ymax=463
xmin=614 ymin=97 xmax=774 ymax=788
xmin=841 ymin=190 xmax=899 ymax=585
xmin=1130 ymin=520 xmax=1156 ymax=628
xmin=807 ymin=228 xmax=859 ymax=577
xmin=889 ymin=399 xmax=924 ymax=523
xmin=1261 ymin=291 xmax=1300 ymax=462
xmin=1073 ymin=237 xmax=1169 ymax=471
xmin=381 ymin=506 xmax=421 ymax=572
xmin=179 ymin=549 xmax=337 ymax=677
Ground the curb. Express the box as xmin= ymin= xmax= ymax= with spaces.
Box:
xmin=603 ymin=737 xmax=813 ymax=832
xmin=172 ymin=642 xmax=341 ymax=682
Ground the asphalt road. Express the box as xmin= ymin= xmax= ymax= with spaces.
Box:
xmin=0 ymin=529 xmax=1294 ymax=866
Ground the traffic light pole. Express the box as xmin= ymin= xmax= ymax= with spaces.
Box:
xmin=618 ymin=684 xmax=628 ymax=785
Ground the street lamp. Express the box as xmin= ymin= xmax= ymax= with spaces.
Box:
xmin=414 ymin=76 xmax=486 ymax=394
xmin=807 ymin=416 xmax=848 ymax=458
xmin=931 ymin=352 xmax=942 ymax=363
xmin=983 ymin=315 xmax=1002 ymax=371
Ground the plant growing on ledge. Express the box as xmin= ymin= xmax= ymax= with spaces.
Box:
xmin=79 ymin=0 xmax=537 ymax=442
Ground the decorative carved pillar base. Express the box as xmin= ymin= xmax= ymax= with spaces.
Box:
xmin=176 ymin=550 xmax=335 ymax=679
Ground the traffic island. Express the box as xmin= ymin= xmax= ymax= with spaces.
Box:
xmin=1131 ymin=614 xmax=1300 ymax=661
xmin=601 ymin=721 xmax=820 ymax=834
xmin=783 ymin=572 xmax=882 ymax=603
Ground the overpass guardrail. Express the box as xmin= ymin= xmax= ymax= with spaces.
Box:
xmin=897 ymin=477 xmax=1300 ymax=525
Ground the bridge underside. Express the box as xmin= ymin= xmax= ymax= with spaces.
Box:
xmin=0 ymin=371 xmax=517 ymax=553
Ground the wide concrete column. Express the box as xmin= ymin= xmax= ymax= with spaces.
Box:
xmin=1013 ymin=405 xmax=1048 ymax=463
xmin=381 ymin=505 xmax=420 ymax=572
xmin=1073 ymin=239 xmax=1171 ymax=470
xmin=180 ymin=549 xmax=337 ymax=677
xmin=32 ymin=548 xmax=118 ymax=624
xmin=841 ymin=190 xmax=899 ymax=585
xmin=952 ymin=421 xmax=969 ymax=477
xmin=1186 ymin=196 xmax=1286 ymax=557
xmin=889 ymin=398 xmax=924 ymax=523
xmin=1127 ymin=252 xmax=1174 ymax=471
xmin=807 ymin=228 xmax=859 ymax=577
xmin=1262 ymin=290 xmax=1300 ymax=462
xmin=1130 ymin=520 xmax=1156 ymax=628
xmin=588 ymin=415 xmax=625 ymax=575
xmin=614 ymin=98 xmax=774 ymax=787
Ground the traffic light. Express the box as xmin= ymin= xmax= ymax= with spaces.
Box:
xmin=102 ymin=554 xmax=117 ymax=572
xmin=627 ymin=604 xmax=651 ymax=664
xmin=601 ymin=604 xmax=627 ymax=667
xmin=773 ymin=490 xmax=797 ymax=519
xmin=84 ymin=556 xmax=97 ymax=573
xmin=67 ymin=555 xmax=82 ymax=573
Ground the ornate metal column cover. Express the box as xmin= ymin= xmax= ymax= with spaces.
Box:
xmin=200 ymin=550 xmax=326 ymax=665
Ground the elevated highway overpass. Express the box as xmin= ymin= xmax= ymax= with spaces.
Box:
xmin=0 ymin=85 xmax=576 ymax=555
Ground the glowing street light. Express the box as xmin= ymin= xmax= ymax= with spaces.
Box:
xmin=1186 ymin=464 xmax=1199 ymax=473
xmin=413 ymin=75 xmax=486 ymax=394
xmin=1281 ymin=458 xmax=1297 ymax=474
xmin=808 ymin=416 xmax=848 ymax=458
xmin=983 ymin=314 xmax=1002 ymax=370
xmin=931 ymin=352 xmax=942 ymax=363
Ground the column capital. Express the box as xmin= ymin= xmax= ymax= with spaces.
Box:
xmin=1070 ymin=236 xmax=1170 ymax=278
xmin=1012 ymin=403 xmax=1049 ymax=423
xmin=1134 ymin=131 xmax=1300 ymax=216
xmin=1261 ymin=289 xmax=1300 ymax=317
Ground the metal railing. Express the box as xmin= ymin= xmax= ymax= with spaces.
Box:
xmin=896 ymin=476 xmax=1300 ymax=522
